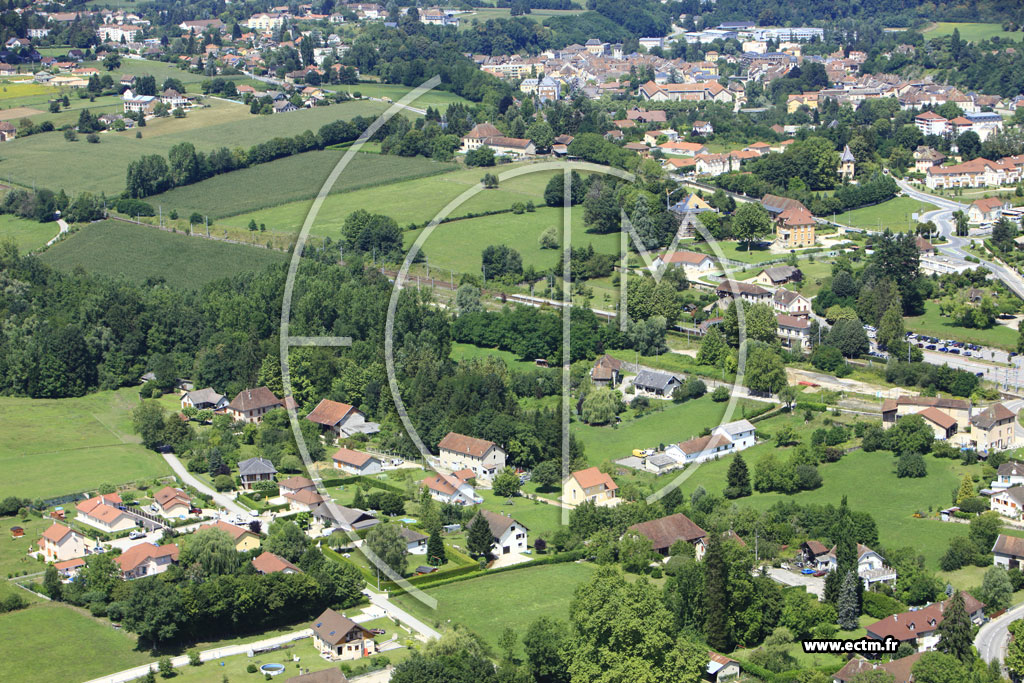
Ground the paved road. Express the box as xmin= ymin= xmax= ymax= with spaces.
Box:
xmin=160 ymin=452 xmax=248 ymax=518
xmin=364 ymin=589 xmax=441 ymax=641
xmin=81 ymin=629 xmax=313 ymax=683
xmin=976 ymin=601 xmax=1024 ymax=670
xmin=46 ymin=218 xmax=68 ymax=246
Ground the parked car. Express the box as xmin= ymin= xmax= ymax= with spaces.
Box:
xmin=939 ymin=347 xmax=949 ymax=353
xmin=780 ymin=563 xmax=790 ymax=570
xmin=926 ymin=344 xmax=936 ymax=350
xmin=801 ymin=568 xmax=815 ymax=575
xmin=128 ymin=530 xmax=145 ymax=540
xmin=813 ymin=570 xmax=828 ymax=577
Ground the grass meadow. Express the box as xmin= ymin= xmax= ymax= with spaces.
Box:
xmin=457 ymin=7 xmax=586 ymax=29
xmin=332 ymin=83 xmax=473 ymax=110
xmin=0 ymin=214 xmax=57 ymax=252
xmin=0 ymin=386 xmax=172 ymax=500
xmin=831 ymin=196 xmax=938 ymax=231
xmin=146 ymin=151 xmax=458 ymax=220
xmin=40 ymin=220 xmax=287 ymax=287
xmin=904 ymin=300 xmax=1019 ymax=350
xmin=923 ymin=22 xmax=1024 ymax=43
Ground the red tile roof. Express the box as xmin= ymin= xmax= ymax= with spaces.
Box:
xmin=628 ymin=513 xmax=706 ymax=551
xmin=918 ymin=406 xmax=957 ymax=430
xmin=306 ymin=399 xmax=355 ymax=426
xmin=40 ymin=523 xmax=74 ymax=545
xmin=116 ymin=543 xmax=179 ymax=572
xmin=570 ymin=466 xmax=618 ymax=492
xmin=252 ymin=551 xmax=301 ymax=574
xmin=438 ymin=432 xmax=496 ymax=458
xmin=332 ymin=447 xmax=375 ymax=467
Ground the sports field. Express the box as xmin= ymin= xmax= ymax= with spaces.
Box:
xmin=146 ymin=151 xmax=458 ymax=220
xmin=40 ymin=220 xmax=288 ymax=287
xmin=831 ymin=196 xmax=938 ymax=231
xmin=0 ymin=387 xmax=172 ymax=500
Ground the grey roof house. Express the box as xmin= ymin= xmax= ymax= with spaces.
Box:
xmin=632 ymin=370 xmax=682 ymax=397
xmin=238 ymin=457 xmax=277 ymax=489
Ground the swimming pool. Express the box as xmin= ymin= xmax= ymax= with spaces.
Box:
xmin=259 ymin=663 xmax=286 ymax=676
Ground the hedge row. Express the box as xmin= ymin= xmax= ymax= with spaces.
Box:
xmin=320 ymin=476 xmax=406 ymax=495
xmin=385 ymin=549 xmax=588 ymax=596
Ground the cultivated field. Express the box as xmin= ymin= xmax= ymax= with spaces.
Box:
xmin=391 ymin=562 xmax=595 ymax=651
xmin=0 ymin=98 xmax=392 ymax=195
xmin=831 ymin=196 xmax=938 ymax=231
xmin=0 ymin=387 xmax=171 ymax=501
xmin=0 ymin=214 xmax=57 ymax=252
xmin=146 ymin=151 xmax=458 ymax=220
xmin=40 ymin=220 xmax=288 ymax=287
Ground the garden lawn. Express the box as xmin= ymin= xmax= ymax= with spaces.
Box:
xmin=1 ymin=603 xmax=154 ymax=683
xmin=145 ymin=151 xmax=458 ymax=220
xmin=390 ymin=561 xmax=595 ymax=651
xmin=831 ymin=196 xmax=938 ymax=232
xmin=903 ymin=300 xmax=1019 ymax=350
xmin=0 ymin=213 xmax=56 ymax=252
xmin=923 ymin=22 xmax=1024 ymax=43
xmin=0 ymin=97 xmax=391 ymax=195
xmin=783 ymin=259 xmax=832 ymax=297
xmin=477 ymin=489 xmax=565 ymax=539
xmin=451 ymin=342 xmax=540 ymax=370
xmin=571 ymin=395 xmax=763 ymax=467
xmin=1 ymin=514 xmax=54 ymax=578
xmin=41 ymin=220 xmax=287 ymax=288
xmin=0 ymin=386 xmax=172 ymax=500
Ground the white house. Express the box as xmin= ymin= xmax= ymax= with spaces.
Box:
xmin=992 ymin=461 xmax=1024 ymax=490
xmin=478 ymin=510 xmax=528 ymax=555
xmin=180 ymin=388 xmax=227 ymax=411
xmin=664 ymin=419 xmax=756 ymax=465
xmin=75 ymin=494 xmax=136 ymax=533
xmin=252 ymin=551 xmax=302 ymax=575
xmin=817 ymin=543 xmax=897 ymax=589
xmin=122 ymin=89 xmax=156 ymax=115
xmin=332 ymin=447 xmax=383 ymax=475
xmin=152 ymin=487 xmax=191 ymax=517
xmin=278 ymin=476 xmax=317 ymax=496
xmin=284 ymin=488 xmax=325 ymax=513
xmin=993 ymin=534 xmax=1024 ymax=569
xmin=116 ymin=543 xmax=179 ymax=580
xmin=421 ymin=470 xmax=482 ymax=506
xmin=400 ymin=527 xmax=428 ymax=555
xmin=437 ymin=432 xmax=506 ymax=481
xmin=991 ymin=486 xmax=1024 ymax=520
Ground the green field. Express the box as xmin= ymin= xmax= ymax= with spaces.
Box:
xmin=831 ymin=196 xmax=938 ymax=231
xmin=0 ymin=98 xmax=392 ymax=195
xmin=334 ymin=83 xmax=473 ymax=110
xmin=146 ymin=151 xmax=458 ymax=220
xmin=457 ymin=7 xmax=586 ymax=29
xmin=227 ymin=163 xmax=564 ymax=236
xmin=923 ymin=22 xmax=1024 ymax=43
xmin=0 ymin=214 xmax=57 ymax=252
xmin=0 ymin=387 xmax=173 ymax=500
xmin=41 ymin=220 xmax=287 ymax=287
xmin=904 ymin=300 xmax=1019 ymax=350
xmin=1 ymin=515 xmax=54 ymax=578
xmin=451 ymin=342 xmax=540 ymax=369
xmin=2 ymin=603 xmax=156 ymax=683
xmin=391 ymin=562 xmax=595 ymax=651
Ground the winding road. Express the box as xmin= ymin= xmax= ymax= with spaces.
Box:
xmin=976 ymin=602 xmax=1024 ymax=672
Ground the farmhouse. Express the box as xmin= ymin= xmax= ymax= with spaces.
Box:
xmin=716 ymin=280 xmax=771 ymax=306
xmin=332 ymin=447 xmax=383 ymax=475
xmin=460 ymin=122 xmax=536 ymax=158
xmin=437 ymin=432 xmax=506 ymax=481
xmin=563 ymin=467 xmax=618 ymax=507
xmin=632 ymin=369 xmax=681 ymax=397
xmin=252 ymin=551 xmax=302 ymax=574
xmin=305 ymin=398 xmax=380 ymax=438
xmin=991 ymin=486 xmax=1024 ymax=520
xmin=226 ymin=387 xmax=283 ymax=423
xmin=421 ymin=469 xmax=482 ymax=506
xmin=116 ymin=543 xmax=179 ymax=580
xmin=180 ymin=387 xmax=227 ymax=411
xmin=76 ymin=494 xmax=136 ymax=533
xmin=152 ymin=487 xmax=191 ymax=517
xmin=311 ymin=608 xmax=377 ymax=661
xmin=590 ymin=354 xmax=623 ymax=387
xmin=970 ymin=403 xmax=1016 ymax=452
xmin=122 ymin=89 xmax=157 ymax=115
xmin=628 ymin=513 xmax=708 ymax=559
xmin=993 ymin=534 xmax=1024 ymax=569
xmin=238 ymin=457 xmax=277 ymax=489
xmin=200 ymin=521 xmax=260 ymax=552
xmin=0 ymin=120 xmax=15 ymax=142
xmin=38 ymin=523 xmax=91 ymax=563
xmin=478 ymin=509 xmax=528 ymax=556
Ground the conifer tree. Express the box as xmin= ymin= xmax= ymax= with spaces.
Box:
xmin=725 ymin=453 xmax=751 ymax=499
xmin=704 ymin=532 xmax=731 ymax=652
xmin=426 ymin=528 xmax=446 ymax=567
xmin=838 ymin=570 xmax=860 ymax=630
xmin=936 ymin=591 xmax=974 ymax=664
xmin=352 ymin=486 xmax=366 ymax=510
xmin=468 ymin=511 xmax=494 ymax=558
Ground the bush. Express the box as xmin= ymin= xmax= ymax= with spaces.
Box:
xmin=213 ymin=474 xmax=234 ymax=491
xmin=863 ymin=591 xmax=906 ymax=619
xmin=711 ymin=386 xmax=729 ymax=402
xmin=247 ymin=664 xmax=258 ymax=674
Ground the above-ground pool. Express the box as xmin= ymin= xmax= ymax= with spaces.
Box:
xmin=259 ymin=663 xmax=286 ymax=676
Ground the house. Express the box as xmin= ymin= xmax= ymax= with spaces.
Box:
xmin=993 ymin=534 xmax=1024 ymax=569
xmin=152 ymin=487 xmax=191 ymax=517
xmin=970 ymin=403 xmax=1016 ymax=453
xmin=993 ymin=461 xmax=1024 ymax=490
xmin=98 ymin=24 xmax=143 ymax=42
xmin=312 ymin=608 xmax=377 ymax=660
xmin=714 ymin=419 xmax=757 ymax=450
xmin=285 ymin=668 xmax=349 ymax=683
xmin=399 ymin=527 xmax=428 ymax=555
xmin=305 ymin=399 xmax=380 ymax=438
xmin=478 ymin=509 xmax=528 ymax=555
xmin=772 ymin=289 xmax=811 ymax=316
xmin=122 ymin=89 xmax=157 ymax=115
xmin=591 ymin=354 xmax=623 ymax=387
xmin=832 ymin=653 xmax=924 ymax=683
xmin=54 ymin=558 xmax=86 ymax=581
xmin=925 ymin=155 xmax=1024 ymax=190
xmin=437 ymin=432 xmax=507 ymax=481
xmin=865 ymin=593 xmax=984 ymax=650
xmin=116 ymin=543 xmax=179 ymax=580
xmin=0 ymin=120 xmax=15 ymax=142
xmin=917 ymin=406 xmax=958 ymax=440
xmin=991 ymin=487 xmax=1024 ymax=520
xmin=775 ymin=204 xmax=816 ymax=248
xmin=201 ymin=521 xmax=261 ymax=551
xmin=777 ymin=314 xmax=811 ymax=351
xmin=632 ymin=369 xmax=682 ymax=397
xmin=838 ymin=144 xmax=855 ymax=180
xmin=626 ymin=107 xmax=667 ymax=124
xmin=755 ymin=265 xmax=803 ymax=286
xmin=180 ymin=388 xmax=227 ymax=411
xmin=881 ymin=396 xmax=972 ymax=430
xmin=644 ymin=453 xmax=678 ymax=475
xmin=716 ymin=280 xmax=772 ymax=306
xmin=968 ymin=197 xmax=1010 ymax=224
xmin=563 ymin=467 xmax=618 ymax=506
xmin=693 ymin=120 xmax=714 ymax=135
xmin=311 ymin=503 xmax=379 ymax=531
xmin=421 ymin=470 xmax=482 ymax=506
xmin=653 ymin=250 xmax=715 ymax=274
xmin=706 ymin=652 xmax=741 ymax=682
xmin=252 ymin=551 xmax=302 ymax=574
xmin=226 ymin=387 xmax=283 ymax=423
xmin=665 ymin=432 xmax=734 ymax=464
xmin=627 ymin=513 xmax=708 ymax=559
xmin=278 ymin=476 xmax=316 ymax=496
xmin=668 ymin=193 xmax=713 ymax=238
xmin=915 ymin=235 xmax=935 ymax=256
xmin=238 ymin=457 xmax=277 ymax=489
xmin=332 ymin=447 xmax=383 ymax=476
xmin=659 ymin=141 xmax=707 ymax=157
xmin=818 ymin=543 xmax=897 ymax=588
xmin=801 ymin=540 xmax=830 ymax=565
xmin=38 ymin=523 xmax=91 ymax=563
xmin=914 ymin=110 xmax=949 ymax=136
xmin=284 ymin=489 xmax=325 ymax=513
xmin=76 ymin=494 xmax=136 ymax=533
xmin=787 ymin=92 xmax=819 ymax=113
xmin=248 ymin=12 xmax=287 ymax=30
xmin=460 ymin=122 xmax=535 ymax=158
xmin=914 ymin=147 xmax=946 ymax=173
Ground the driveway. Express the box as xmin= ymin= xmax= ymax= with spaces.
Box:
xmin=489 ymin=552 xmax=532 ymax=569
xmin=364 ymin=589 xmax=440 ymax=641
xmin=765 ymin=567 xmax=825 ymax=599
xmin=161 ymin=452 xmax=247 ymax=518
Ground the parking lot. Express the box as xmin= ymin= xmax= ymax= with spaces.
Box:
xmin=765 ymin=566 xmax=825 ymax=599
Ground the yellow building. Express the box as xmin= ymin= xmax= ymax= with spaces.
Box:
xmin=563 ymin=467 xmax=618 ymax=507
xmin=786 ymin=92 xmax=819 ymax=114
xmin=775 ymin=205 xmax=816 ymax=248
xmin=201 ymin=521 xmax=261 ymax=552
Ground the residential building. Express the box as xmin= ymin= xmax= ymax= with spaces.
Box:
xmin=991 ymin=486 xmax=1024 ymax=519
xmin=968 ymin=197 xmax=1011 ymax=223
xmin=817 ymin=543 xmax=897 ymax=589
xmin=914 ymin=147 xmax=946 ymax=173
xmin=838 ymin=144 xmax=855 ymax=180
xmin=399 ymin=527 xmax=428 ymax=555
xmin=775 ymin=314 xmax=811 ymax=351
xmin=774 ymin=203 xmax=816 ymax=248
xmin=772 ymin=289 xmax=811 ymax=316
xmin=639 ymin=80 xmax=733 ymax=103
xmin=38 ymin=523 xmax=91 ymax=563
xmin=180 ymin=388 xmax=227 ymax=411
xmin=881 ymin=396 xmax=972 ymax=430
xmin=284 ymin=488 xmax=325 ymax=513
xmin=632 ymin=369 xmax=682 ymax=397
xmin=76 ymin=494 xmax=136 ymax=533
xmin=716 ymin=280 xmax=772 ymax=306
xmin=311 ymin=608 xmax=377 ymax=660
xmin=915 ymin=235 xmax=936 ymax=256
xmin=665 ymin=432 xmax=734 ymax=463
xmin=917 ymin=406 xmax=958 ymax=440
xmin=460 ymin=122 xmax=535 ymax=158
xmin=437 ymin=432 xmax=506 ymax=481
xmin=787 ymin=92 xmax=819 ymax=113
xmin=421 ymin=470 xmax=482 ymax=505
xmin=238 ymin=457 xmax=277 ymax=489
xmin=668 ymin=193 xmax=714 ymax=238
xmin=248 ymin=12 xmax=286 ymax=30
xmin=925 ymin=155 xmax=1024 ymax=190
xmin=755 ymin=265 xmax=803 ymax=286
xmin=970 ymin=403 xmax=1016 ymax=452
xmin=200 ymin=521 xmax=261 ymax=551
xmin=992 ymin=460 xmax=1024 ymax=490
xmin=563 ymin=467 xmax=618 ymax=506
xmin=98 ymin=24 xmax=142 ymax=42
xmin=332 ymin=447 xmax=383 ymax=475
xmin=478 ymin=509 xmax=528 ymax=555
xmin=865 ymin=593 xmax=984 ymax=650
xmin=278 ymin=476 xmax=316 ymax=496
xmin=707 ymin=652 xmax=742 ymax=682
xmin=286 ymin=669 xmax=349 ymax=683
xmin=692 ymin=120 xmax=714 ymax=135
xmin=653 ymin=250 xmax=715 ymax=274
xmin=0 ymin=120 xmax=15 ymax=142
xmin=993 ymin=534 xmax=1024 ymax=569
xmin=122 ymin=89 xmax=156 ymax=115
xmin=305 ymin=398 xmax=380 ymax=438
xmin=226 ymin=387 xmax=283 ymax=423
xmin=116 ymin=543 xmax=179 ymax=579
xmin=252 ymin=551 xmax=302 ymax=574
xmin=152 ymin=487 xmax=191 ymax=517
xmin=914 ymin=110 xmax=948 ymax=136
xmin=627 ymin=513 xmax=708 ymax=559
xmin=590 ymin=354 xmax=623 ymax=387
xmin=55 ymin=558 xmax=85 ymax=581
xmin=832 ymin=654 xmax=923 ymax=683
xmin=420 ymin=8 xmax=458 ymax=27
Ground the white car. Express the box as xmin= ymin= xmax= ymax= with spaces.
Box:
xmin=128 ymin=530 xmax=145 ymax=540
